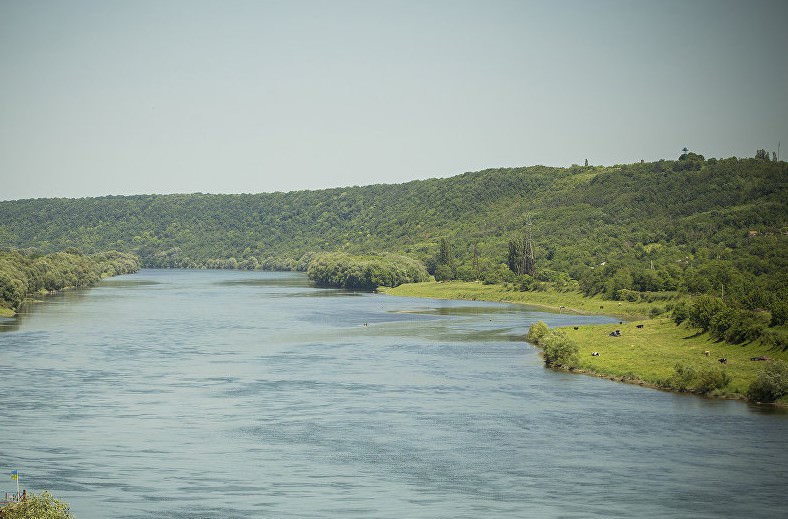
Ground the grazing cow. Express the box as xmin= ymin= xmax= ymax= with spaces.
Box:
xmin=573 ymin=326 xmax=579 ymax=330
xmin=600 ymin=305 xmax=604 ymax=309
xmin=704 ymin=350 xmax=710 ymax=357
xmin=718 ymin=358 xmax=727 ymax=364
xmin=609 ymin=330 xmax=621 ymax=337
xmin=750 ymin=356 xmax=769 ymax=361
xmin=636 ymin=324 xmax=644 ymax=329
xmin=592 ymin=352 xmax=600 ymax=356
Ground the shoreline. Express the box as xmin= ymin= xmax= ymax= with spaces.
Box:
xmin=382 ymin=281 xmax=787 ymax=408
xmin=380 ymin=281 xmax=652 ymax=319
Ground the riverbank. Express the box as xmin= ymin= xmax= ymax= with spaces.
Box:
xmin=381 ymin=281 xmax=654 ymax=319
xmin=561 ymin=318 xmax=788 ymax=404
xmin=382 ymin=281 xmax=788 ymax=406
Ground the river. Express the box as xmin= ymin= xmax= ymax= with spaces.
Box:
xmin=0 ymin=269 xmax=785 ymax=518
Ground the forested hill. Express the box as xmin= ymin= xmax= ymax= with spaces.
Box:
xmin=0 ymin=156 xmax=786 ymax=296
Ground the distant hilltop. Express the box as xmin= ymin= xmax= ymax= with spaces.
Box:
xmin=0 ymin=155 xmax=785 ymax=293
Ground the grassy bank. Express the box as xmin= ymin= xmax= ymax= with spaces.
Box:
xmin=561 ymin=318 xmax=788 ymax=403
xmin=383 ymin=281 xmax=787 ymax=405
xmin=381 ymin=281 xmax=655 ymax=319
xmin=0 ymin=307 xmax=14 ymax=318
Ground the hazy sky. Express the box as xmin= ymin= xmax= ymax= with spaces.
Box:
xmin=1 ymin=0 xmax=786 ymax=200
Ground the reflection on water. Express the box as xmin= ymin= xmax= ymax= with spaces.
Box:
xmin=0 ymin=269 xmax=785 ymax=519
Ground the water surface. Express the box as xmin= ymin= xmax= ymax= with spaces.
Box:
xmin=0 ymin=270 xmax=785 ymax=518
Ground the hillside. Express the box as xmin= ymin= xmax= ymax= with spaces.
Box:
xmin=1 ymin=156 xmax=786 ymax=300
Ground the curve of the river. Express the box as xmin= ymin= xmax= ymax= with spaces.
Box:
xmin=0 ymin=269 xmax=785 ymax=518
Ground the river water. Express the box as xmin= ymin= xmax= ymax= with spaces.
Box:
xmin=0 ymin=269 xmax=785 ymax=518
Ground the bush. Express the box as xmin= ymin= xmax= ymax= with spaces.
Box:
xmin=723 ymin=311 xmax=765 ymax=344
xmin=541 ymin=329 xmax=579 ymax=369
xmin=695 ymin=368 xmax=731 ymax=394
xmin=769 ymin=300 xmax=787 ymax=326
xmin=0 ymin=490 xmax=74 ymax=518
xmin=665 ymin=363 xmax=696 ymax=391
xmin=760 ymin=330 xmax=788 ymax=351
xmin=746 ymin=361 xmax=788 ymax=403
xmin=672 ymin=300 xmax=689 ymax=325
xmin=526 ymin=320 xmax=549 ymax=344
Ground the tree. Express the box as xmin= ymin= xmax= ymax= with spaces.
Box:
xmin=437 ymin=237 xmax=453 ymax=267
xmin=434 ymin=237 xmax=455 ymax=280
xmin=508 ymin=237 xmax=526 ymax=275
xmin=687 ymin=295 xmax=727 ymax=332
xmin=0 ymin=491 xmax=75 ymax=519
xmin=755 ymin=148 xmax=770 ymax=161
xmin=526 ymin=320 xmax=549 ymax=344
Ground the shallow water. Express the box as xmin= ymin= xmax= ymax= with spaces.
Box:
xmin=0 ymin=269 xmax=785 ymax=518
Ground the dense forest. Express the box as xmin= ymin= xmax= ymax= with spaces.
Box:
xmin=0 ymin=154 xmax=786 ymax=340
xmin=0 ymin=249 xmax=140 ymax=313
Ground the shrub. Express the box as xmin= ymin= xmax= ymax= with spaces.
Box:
xmin=695 ymin=368 xmax=731 ymax=394
xmin=0 ymin=490 xmax=74 ymax=519
xmin=746 ymin=361 xmax=788 ymax=403
xmin=526 ymin=320 xmax=549 ymax=344
xmin=672 ymin=300 xmax=689 ymax=325
xmin=723 ymin=311 xmax=765 ymax=344
xmin=541 ymin=329 xmax=579 ymax=369
xmin=666 ymin=363 xmax=696 ymax=391
xmin=760 ymin=329 xmax=788 ymax=351
xmin=769 ymin=300 xmax=787 ymax=326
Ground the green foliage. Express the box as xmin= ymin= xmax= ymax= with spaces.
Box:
xmin=526 ymin=320 xmax=549 ymax=344
xmin=770 ymin=300 xmax=787 ymax=326
xmin=760 ymin=329 xmax=788 ymax=350
xmin=665 ymin=363 xmax=697 ymax=392
xmin=672 ymin=300 xmax=689 ymax=325
xmin=306 ymin=252 xmax=429 ymax=290
xmin=687 ymin=295 xmax=727 ymax=332
xmin=663 ymin=362 xmax=730 ymax=394
xmin=695 ymin=367 xmax=732 ymax=394
xmin=0 ymin=250 xmax=139 ymax=311
xmin=0 ymin=157 xmax=784 ymax=318
xmin=540 ymin=329 xmax=580 ymax=369
xmin=746 ymin=360 xmax=788 ymax=403
xmin=0 ymin=491 xmax=75 ymax=519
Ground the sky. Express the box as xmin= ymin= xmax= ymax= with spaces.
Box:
xmin=1 ymin=0 xmax=787 ymax=200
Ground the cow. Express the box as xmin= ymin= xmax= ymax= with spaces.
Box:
xmin=636 ymin=324 xmax=644 ymax=329
xmin=704 ymin=350 xmax=710 ymax=357
xmin=718 ymin=358 xmax=727 ymax=364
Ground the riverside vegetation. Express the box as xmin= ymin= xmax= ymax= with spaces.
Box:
xmin=0 ymin=152 xmax=785 ymax=402
xmin=0 ymin=491 xmax=74 ymax=519
xmin=0 ymin=250 xmax=140 ymax=316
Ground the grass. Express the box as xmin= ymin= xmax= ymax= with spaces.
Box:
xmin=562 ymin=318 xmax=788 ymax=402
xmin=0 ymin=307 xmax=14 ymax=318
xmin=383 ymin=281 xmax=788 ymax=405
xmin=382 ymin=280 xmax=657 ymax=319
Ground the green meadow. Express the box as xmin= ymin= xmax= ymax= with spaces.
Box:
xmin=383 ymin=281 xmax=788 ymax=405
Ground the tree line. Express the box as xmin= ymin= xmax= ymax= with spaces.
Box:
xmin=0 ymin=249 xmax=140 ymax=312
xmin=0 ymin=154 xmax=785 ymax=335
